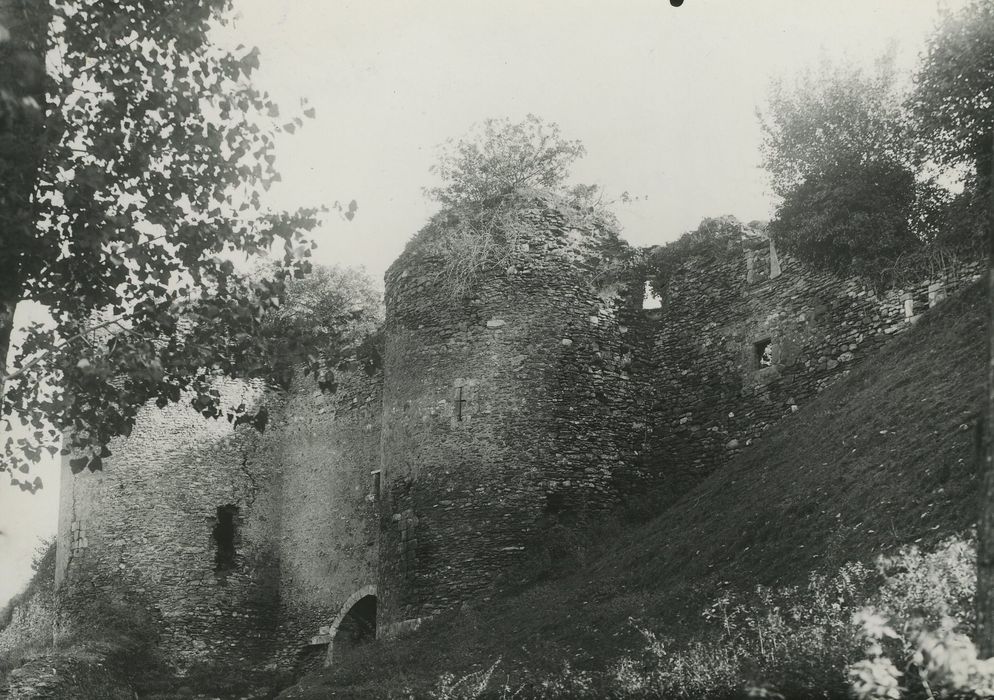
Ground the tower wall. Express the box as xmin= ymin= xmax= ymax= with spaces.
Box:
xmin=377 ymin=193 xmax=642 ymax=630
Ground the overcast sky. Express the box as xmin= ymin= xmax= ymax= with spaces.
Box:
xmin=0 ymin=0 xmax=967 ymax=607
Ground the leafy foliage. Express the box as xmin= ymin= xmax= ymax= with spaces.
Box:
xmin=910 ymin=0 xmax=994 ymax=178
xmin=418 ymin=115 xmax=621 ymax=297
xmin=757 ymin=52 xmax=925 ymax=281
xmin=848 ymin=537 xmax=984 ymax=699
xmin=758 ymin=52 xmax=907 ymax=199
xmin=425 ymin=114 xmax=585 ymax=207
xmin=641 ymin=215 xmax=760 ymax=302
xmin=757 ymin=38 xmax=993 ymax=283
xmin=256 ymin=263 xmax=383 ymax=391
xmin=760 ymin=8 xmax=994 ymax=284
xmin=906 ymin=0 xmax=994 ymax=264
xmin=768 ymin=157 xmax=921 ymax=283
xmin=0 ymin=0 xmax=328 ymax=486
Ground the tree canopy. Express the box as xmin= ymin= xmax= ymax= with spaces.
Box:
xmin=759 ymin=4 xmax=994 ymax=284
xmin=259 ymin=263 xmax=383 ymax=391
xmin=769 ymin=157 xmax=920 ymax=281
xmin=417 ymin=114 xmax=605 ymax=296
xmin=0 ymin=0 xmax=327 ymax=487
xmin=425 ymin=114 xmax=586 ymax=208
xmin=908 ymin=0 xmax=993 ymax=260
xmin=910 ymin=0 xmax=994 ymax=179
xmin=758 ymin=52 xmax=908 ymax=199
xmin=758 ymin=52 xmax=923 ymax=281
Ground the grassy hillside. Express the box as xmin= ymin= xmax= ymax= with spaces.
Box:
xmin=284 ymin=280 xmax=986 ymax=699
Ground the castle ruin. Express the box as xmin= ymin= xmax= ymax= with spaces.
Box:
xmin=52 ymin=190 xmax=982 ymax=679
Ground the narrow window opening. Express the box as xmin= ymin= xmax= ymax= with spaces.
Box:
xmin=754 ymin=339 xmax=773 ymax=369
xmin=213 ymin=504 xmax=238 ymax=571
xmin=371 ymin=470 xmax=381 ymax=500
xmin=642 ymin=281 xmax=662 ymax=310
xmin=454 ymin=386 xmax=466 ymax=421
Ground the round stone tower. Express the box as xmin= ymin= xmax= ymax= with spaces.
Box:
xmin=378 ymin=189 xmax=642 ymax=632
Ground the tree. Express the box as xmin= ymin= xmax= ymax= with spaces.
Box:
xmin=768 ymin=157 xmax=920 ymax=282
xmin=758 ymin=52 xmax=923 ymax=281
xmin=910 ymin=0 xmax=994 ymax=182
xmin=0 ymin=0 xmax=322 ymax=488
xmin=420 ymin=115 xmax=608 ymax=296
xmin=258 ymin=263 xmax=383 ymax=391
xmin=425 ymin=114 xmax=586 ymax=208
xmin=913 ymin=0 xmax=994 ymax=660
xmin=759 ymin=51 xmax=908 ymax=198
xmin=909 ymin=0 xmax=994 ymax=263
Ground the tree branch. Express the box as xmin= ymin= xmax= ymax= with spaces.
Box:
xmin=1 ymin=315 xmax=131 ymax=383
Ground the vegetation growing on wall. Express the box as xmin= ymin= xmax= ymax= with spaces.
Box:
xmin=0 ymin=538 xmax=53 ymax=632
xmin=418 ymin=115 xmax=624 ymax=296
xmin=0 ymin=539 xmax=55 ymax=681
xmin=425 ymin=114 xmax=586 ymax=208
xmin=757 ymin=52 xmax=927 ymax=286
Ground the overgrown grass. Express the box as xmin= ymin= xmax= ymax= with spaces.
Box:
xmin=399 ymin=535 xmax=976 ymax=699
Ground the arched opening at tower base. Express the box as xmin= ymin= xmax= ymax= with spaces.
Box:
xmin=335 ymin=595 xmax=377 ymax=649
xmin=324 ymin=585 xmax=378 ymax=667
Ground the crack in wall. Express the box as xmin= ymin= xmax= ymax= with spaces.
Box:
xmin=239 ymin=445 xmax=260 ymax=508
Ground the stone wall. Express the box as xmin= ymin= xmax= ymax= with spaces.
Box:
xmin=55 ymin=367 xmax=385 ymax=680
xmin=55 ymin=379 xmax=285 ymax=676
xmin=378 ymin=192 xmax=643 ymax=631
xmin=633 ymin=227 xmax=983 ymax=499
xmin=0 ymin=588 xmax=53 ymax=661
xmin=275 ymin=367 xmax=381 ymax=670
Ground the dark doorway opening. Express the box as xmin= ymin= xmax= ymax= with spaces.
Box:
xmin=334 ymin=595 xmax=377 ymax=653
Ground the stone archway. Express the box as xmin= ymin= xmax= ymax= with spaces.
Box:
xmin=324 ymin=584 xmax=377 ymax=667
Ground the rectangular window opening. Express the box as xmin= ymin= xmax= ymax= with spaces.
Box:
xmin=212 ymin=504 xmax=239 ymax=571
xmin=754 ymin=338 xmax=773 ymax=369
xmin=371 ymin=470 xmax=382 ymax=500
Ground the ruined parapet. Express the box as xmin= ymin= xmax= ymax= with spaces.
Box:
xmin=633 ymin=217 xmax=984 ymax=500
xmin=377 ymin=190 xmax=642 ymax=631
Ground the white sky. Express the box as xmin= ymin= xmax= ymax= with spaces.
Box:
xmin=0 ymin=0 xmax=966 ymax=607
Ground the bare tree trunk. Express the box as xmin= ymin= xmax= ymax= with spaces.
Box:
xmin=0 ymin=300 xmax=13 ymax=388
xmin=976 ymin=132 xmax=994 ymax=658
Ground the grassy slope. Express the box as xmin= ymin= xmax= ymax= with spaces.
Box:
xmin=284 ymin=280 xmax=986 ymax=698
